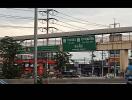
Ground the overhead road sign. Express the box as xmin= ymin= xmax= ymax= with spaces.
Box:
xmin=62 ymin=35 xmax=96 ymax=52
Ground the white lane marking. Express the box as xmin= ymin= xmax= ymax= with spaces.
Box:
xmin=0 ymin=80 xmax=8 ymax=84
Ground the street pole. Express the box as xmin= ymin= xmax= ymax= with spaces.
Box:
xmin=102 ymin=50 xmax=104 ymax=77
xmin=109 ymin=18 xmax=120 ymax=78
xmin=114 ymin=50 xmax=116 ymax=77
xmin=114 ymin=18 xmax=116 ymax=78
xmin=92 ymin=51 xmax=94 ymax=76
xmin=114 ymin=18 xmax=116 ymax=77
xmin=34 ymin=8 xmax=38 ymax=84
xmin=101 ymin=34 xmax=104 ymax=77
xmin=84 ymin=57 xmax=85 ymax=64
xmin=38 ymin=9 xmax=58 ymax=84
xmin=46 ymin=9 xmax=49 ymax=84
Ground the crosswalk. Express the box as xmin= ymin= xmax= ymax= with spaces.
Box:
xmin=0 ymin=80 xmax=8 ymax=84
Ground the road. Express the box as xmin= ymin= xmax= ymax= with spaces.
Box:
xmin=0 ymin=80 xmax=8 ymax=84
xmin=47 ymin=77 xmax=126 ymax=84
xmin=0 ymin=77 xmax=127 ymax=84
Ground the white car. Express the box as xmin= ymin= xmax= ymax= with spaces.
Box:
xmin=105 ymin=73 xmax=114 ymax=79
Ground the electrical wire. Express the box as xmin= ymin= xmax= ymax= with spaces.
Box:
xmin=57 ymin=11 xmax=109 ymax=27
xmin=39 ymin=9 xmax=108 ymax=27
xmin=58 ymin=20 xmax=88 ymax=30
xmin=55 ymin=23 xmax=84 ymax=31
xmin=51 ymin=14 xmax=107 ymax=28
xmin=0 ymin=25 xmax=33 ymax=28
xmin=6 ymin=8 xmax=34 ymax=12
xmin=0 ymin=14 xmax=33 ymax=20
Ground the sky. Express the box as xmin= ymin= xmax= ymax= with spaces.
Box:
xmin=0 ymin=8 xmax=132 ymax=61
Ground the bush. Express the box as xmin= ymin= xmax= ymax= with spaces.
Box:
xmin=2 ymin=63 xmax=22 ymax=79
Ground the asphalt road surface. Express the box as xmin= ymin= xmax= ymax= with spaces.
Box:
xmin=0 ymin=80 xmax=8 ymax=84
xmin=0 ymin=77 xmax=127 ymax=84
xmin=47 ymin=77 xmax=126 ymax=84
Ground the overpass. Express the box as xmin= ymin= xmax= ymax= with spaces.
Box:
xmin=97 ymin=40 xmax=132 ymax=72
xmin=8 ymin=26 xmax=132 ymax=40
xmin=1 ymin=26 xmax=132 ymax=73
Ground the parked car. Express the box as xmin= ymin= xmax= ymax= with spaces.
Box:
xmin=125 ymin=65 xmax=132 ymax=84
xmin=62 ymin=70 xmax=78 ymax=78
xmin=104 ymin=73 xmax=114 ymax=79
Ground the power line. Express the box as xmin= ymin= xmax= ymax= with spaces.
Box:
xmin=58 ymin=20 xmax=88 ymax=30
xmin=55 ymin=23 xmax=83 ymax=31
xmin=0 ymin=14 xmax=33 ymax=20
xmin=3 ymin=9 xmax=108 ymax=28
xmin=57 ymin=29 xmax=67 ymax=33
xmin=57 ymin=11 xmax=109 ymax=27
xmin=5 ymin=8 xmax=108 ymax=27
xmin=6 ymin=8 xmax=34 ymax=12
xmin=0 ymin=25 xmax=33 ymax=28
xmin=51 ymin=14 xmax=107 ymax=28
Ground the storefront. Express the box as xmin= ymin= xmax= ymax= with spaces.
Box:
xmin=15 ymin=53 xmax=56 ymax=78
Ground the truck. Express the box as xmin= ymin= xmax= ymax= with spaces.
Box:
xmin=125 ymin=65 xmax=132 ymax=84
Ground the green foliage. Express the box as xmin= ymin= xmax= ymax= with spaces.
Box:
xmin=54 ymin=50 xmax=73 ymax=71
xmin=2 ymin=63 xmax=22 ymax=79
xmin=0 ymin=36 xmax=23 ymax=78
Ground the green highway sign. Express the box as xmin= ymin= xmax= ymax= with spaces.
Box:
xmin=62 ymin=35 xmax=96 ymax=52
xmin=17 ymin=45 xmax=59 ymax=54
xmin=30 ymin=45 xmax=59 ymax=52
xmin=17 ymin=47 xmax=30 ymax=54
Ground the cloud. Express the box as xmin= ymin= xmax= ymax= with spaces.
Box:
xmin=1 ymin=8 xmax=132 ymax=37
xmin=0 ymin=8 xmax=33 ymax=24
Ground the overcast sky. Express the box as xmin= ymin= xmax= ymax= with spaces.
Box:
xmin=0 ymin=8 xmax=132 ymax=60
xmin=1 ymin=8 xmax=132 ymax=36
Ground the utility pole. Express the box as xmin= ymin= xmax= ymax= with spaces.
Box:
xmin=38 ymin=9 xmax=58 ymax=84
xmin=91 ymin=51 xmax=94 ymax=76
xmin=84 ymin=57 xmax=86 ymax=64
xmin=109 ymin=18 xmax=120 ymax=78
xmin=34 ymin=8 xmax=38 ymax=84
xmin=109 ymin=18 xmax=120 ymax=29
xmin=101 ymin=34 xmax=104 ymax=77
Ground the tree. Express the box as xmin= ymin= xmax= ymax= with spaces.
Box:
xmin=54 ymin=50 xmax=73 ymax=72
xmin=0 ymin=36 xmax=23 ymax=78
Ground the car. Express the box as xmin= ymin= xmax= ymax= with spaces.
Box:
xmin=62 ymin=70 xmax=78 ymax=78
xmin=104 ymin=73 xmax=114 ymax=79
xmin=126 ymin=79 xmax=132 ymax=84
xmin=125 ymin=65 xmax=132 ymax=84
